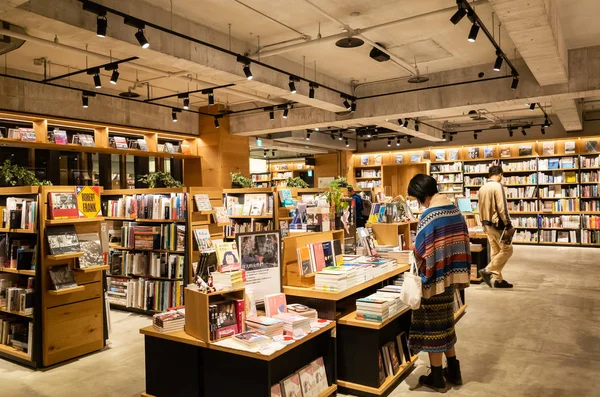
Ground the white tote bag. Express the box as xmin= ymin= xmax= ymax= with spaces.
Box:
xmin=400 ymin=252 xmax=422 ymax=310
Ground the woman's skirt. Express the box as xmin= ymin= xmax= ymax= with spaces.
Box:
xmin=409 ymin=285 xmax=457 ymax=354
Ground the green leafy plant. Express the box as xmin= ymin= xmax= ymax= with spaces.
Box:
xmin=285 ymin=176 xmax=309 ymax=188
xmin=230 ymin=172 xmax=253 ymax=188
xmin=324 ymin=177 xmax=349 ymax=212
xmin=138 ymin=171 xmax=183 ymax=188
xmin=0 ymin=160 xmax=52 ymax=186
xmin=333 ymin=176 xmax=348 ymax=188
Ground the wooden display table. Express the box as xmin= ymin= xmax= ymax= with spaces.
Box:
xmin=366 ymin=221 xmax=419 ymax=249
xmin=140 ymin=322 xmax=337 ymax=397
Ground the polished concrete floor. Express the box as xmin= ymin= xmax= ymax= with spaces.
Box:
xmin=1 ymin=245 xmax=599 ymax=397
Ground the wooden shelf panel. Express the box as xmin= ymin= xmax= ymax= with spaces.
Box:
xmin=454 ymin=304 xmax=467 ymax=321
xmin=0 ymin=343 xmax=31 ymax=361
xmin=73 ymin=265 xmax=110 ymax=273
xmin=0 ymin=228 xmax=37 ymax=234
xmin=0 ymin=186 xmax=39 ymax=195
xmin=110 ymin=247 xmax=185 ymax=254
xmin=46 ymin=217 xmax=103 ymax=225
xmin=47 ymin=285 xmax=85 ymax=295
xmin=0 ymin=307 xmax=33 ymax=319
xmin=227 ymin=215 xmax=273 ymax=219
xmin=139 ymin=326 xmax=207 ymax=347
xmin=0 ymin=267 xmax=35 ymax=276
xmin=338 ymin=355 xmax=418 ymax=395
xmin=338 ymin=306 xmax=410 ymax=330
xmin=283 ymin=265 xmax=409 ymax=301
xmin=318 ymin=384 xmax=337 ymax=397
xmin=46 ymin=252 xmax=84 ymax=260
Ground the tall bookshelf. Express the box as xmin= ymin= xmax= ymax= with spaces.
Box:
xmin=426 ymin=137 xmax=600 ymax=247
xmin=102 ymin=188 xmax=188 ymax=315
xmin=222 ymin=188 xmax=276 ymax=239
xmin=0 ymin=187 xmax=41 ymax=368
xmin=39 ymin=186 xmax=107 ymax=367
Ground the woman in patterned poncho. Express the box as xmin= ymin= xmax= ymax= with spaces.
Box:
xmin=407 ymin=174 xmax=471 ymax=392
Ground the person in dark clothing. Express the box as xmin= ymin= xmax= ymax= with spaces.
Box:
xmin=348 ymin=186 xmax=366 ymax=228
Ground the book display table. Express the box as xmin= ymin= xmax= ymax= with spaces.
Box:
xmin=140 ymin=322 xmax=337 ymax=397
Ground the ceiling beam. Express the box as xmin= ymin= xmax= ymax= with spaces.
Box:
xmin=553 ymin=99 xmax=583 ymax=131
xmin=489 ymin=0 xmax=568 ymax=85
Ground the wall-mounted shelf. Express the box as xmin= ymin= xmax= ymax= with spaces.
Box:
xmin=46 ymin=218 xmax=103 ymax=225
xmin=47 ymin=285 xmax=85 ymax=295
xmin=73 ymin=265 xmax=110 ymax=273
xmin=46 ymin=252 xmax=84 ymax=261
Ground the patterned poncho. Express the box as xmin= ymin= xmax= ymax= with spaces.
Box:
xmin=414 ymin=194 xmax=471 ymax=299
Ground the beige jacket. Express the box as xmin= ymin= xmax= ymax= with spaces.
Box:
xmin=478 ymin=179 xmax=511 ymax=228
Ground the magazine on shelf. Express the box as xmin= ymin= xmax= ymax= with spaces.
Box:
xmin=395 ymin=154 xmax=404 ymax=164
xmin=543 ymin=142 xmax=555 ymax=155
xmin=500 ymin=147 xmax=511 ymax=158
xmin=46 ymin=226 xmax=81 ymax=255
xmin=49 ymin=192 xmax=79 ymax=219
xmin=565 ymin=141 xmax=576 ymax=154
xmin=137 ymin=138 xmax=149 ymax=151
xmin=519 ymin=145 xmax=532 ymax=156
xmin=361 ymin=155 xmax=370 ymax=166
xmin=76 ymin=186 xmax=101 ymax=218
xmin=484 ymin=147 xmax=494 ymax=158
xmin=468 ymin=147 xmax=480 ymax=159
xmin=77 ymin=232 xmax=104 ymax=269
xmin=585 ymin=140 xmax=598 ymax=153
xmin=193 ymin=194 xmax=212 ymax=211
xmin=48 ymin=264 xmax=78 ymax=290
xmin=52 ymin=129 xmax=68 ymax=145
xmin=435 ymin=150 xmax=446 ymax=161
xmin=374 ymin=154 xmax=382 ymax=165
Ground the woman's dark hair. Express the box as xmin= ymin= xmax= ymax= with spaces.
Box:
xmin=408 ymin=174 xmax=438 ymax=204
xmin=488 ymin=165 xmax=504 ymax=177
xmin=222 ymin=251 xmax=238 ymax=265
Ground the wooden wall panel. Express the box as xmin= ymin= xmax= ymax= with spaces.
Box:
xmin=314 ymin=153 xmax=340 ymax=184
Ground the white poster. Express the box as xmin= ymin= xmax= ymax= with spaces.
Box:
xmin=318 ymin=177 xmax=334 ymax=188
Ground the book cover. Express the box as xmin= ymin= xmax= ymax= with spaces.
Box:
xmin=19 ymin=128 xmax=36 ymax=142
xmin=500 ymin=147 xmax=511 ymax=157
xmin=435 ymin=150 xmax=445 ymax=161
xmin=565 ymin=141 xmax=576 ymax=154
xmin=311 ymin=357 xmax=328 ymax=394
xmin=519 ymin=145 xmax=533 ymax=156
xmin=213 ymin=207 xmax=229 ymax=224
xmin=548 ymin=158 xmax=560 ymax=169
xmin=378 ymin=351 xmax=387 ymax=385
xmin=410 ymin=154 xmax=422 ymax=163
xmin=374 ymin=154 xmax=382 ymax=166
xmin=321 ymin=241 xmax=335 ymax=268
xmin=381 ymin=345 xmax=393 ymax=377
xmin=49 ymin=192 xmax=79 ymax=219
xmin=468 ymin=147 xmax=480 ymax=159
xmin=271 ymin=384 xmax=282 ymax=397
xmin=233 ymin=331 xmax=269 ymax=346
xmin=395 ymin=154 xmax=404 ymax=164
xmin=449 ymin=149 xmax=459 ymax=160
xmin=278 ymin=189 xmax=294 ymax=207
xmin=385 ymin=341 xmax=401 ymax=375
xmin=194 ymin=194 xmax=212 ymax=211
xmin=76 ymin=186 xmax=101 ymax=218
xmin=79 ymin=134 xmax=95 ymax=147
xmin=298 ymin=364 xmax=318 ymax=397
xmin=360 ymin=155 xmax=370 ymax=166
xmin=163 ymin=142 xmax=176 ymax=153
xmin=297 ymin=246 xmax=313 ymax=275
xmin=484 ymin=147 xmax=494 ymax=158
xmin=264 ymin=292 xmax=287 ymax=317
xmin=137 ymin=138 xmax=149 ymax=151
xmin=113 ymin=136 xmax=128 ymax=149
xmin=281 ymin=373 xmax=302 ymax=397
xmin=78 ymin=232 xmax=103 ymax=269
xmin=249 ymin=201 xmax=264 ymax=216
xmin=543 ymin=142 xmax=555 ymax=155
xmin=235 ymin=299 xmax=245 ymax=333
xmin=310 ymin=242 xmax=326 ymax=272
xmin=585 ymin=140 xmax=598 ymax=153
xmin=193 ymin=228 xmax=213 ymax=252
xmin=395 ymin=333 xmax=407 ymax=364
xmin=48 ymin=264 xmax=78 ymax=290
xmin=331 ymin=239 xmax=344 ymax=266
xmin=215 ymin=241 xmax=241 ymax=272
xmin=46 ymin=225 xmax=80 ymax=255
xmin=52 ymin=129 xmax=68 ymax=145
xmin=180 ymin=143 xmax=190 ymax=155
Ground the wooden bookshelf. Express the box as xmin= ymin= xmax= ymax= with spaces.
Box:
xmin=47 ymin=285 xmax=85 ymax=295
xmin=46 ymin=217 xmax=103 ymax=225
xmin=0 ymin=343 xmax=31 ymax=361
xmin=0 ymin=228 xmax=37 ymax=234
xmin=338 ymin=306 xmax=411 ymax=330
xmin=338 ymin=355 xmax=418 ymax=396
xmin=73 ymin=265 xmax=110 ymax=273
xmin=46 ymin=252 xmax=84 ymax=260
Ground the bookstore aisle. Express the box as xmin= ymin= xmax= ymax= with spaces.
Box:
xmin=1 ymin=245 xmax=598 ymax=397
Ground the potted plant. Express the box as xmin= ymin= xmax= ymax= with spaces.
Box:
xmin=285 ymin=176 xmax=309 ymax=188
xmin=138 ymin=171 xmax=183 ymax=188
xmin=323 ymin=178 xmax=350 ymax=229
xmin=230 ymin=172 xmax=253 ymax=188
xmin=0 ymin=160 xmax=52 ymax=186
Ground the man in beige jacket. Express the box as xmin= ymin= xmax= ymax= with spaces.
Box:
xmin=478 ymin=165 xmax=515 ymax=288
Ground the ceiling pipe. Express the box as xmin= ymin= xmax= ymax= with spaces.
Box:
xmin=0 ymin=28 xmax=281 ymax=106
xmin=255 ymin=0 xmax=488 ymax=67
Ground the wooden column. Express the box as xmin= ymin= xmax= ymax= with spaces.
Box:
xmin=197 ymin=106 xmax=249 ymax=188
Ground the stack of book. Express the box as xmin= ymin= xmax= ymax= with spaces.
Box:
xmin=1 ymin=197 xmax=38 ymax=230
xmin=211 ymin=270 xmax=245 ymax=290
xmin=314 ymin=266 xmax=355 ymax=292
xmin=152 ymin=309 xmax=185 ymax=333
xmin=105 ymin=193 xmax=187 ymax=220
xmin=232 ymin=331 xmax=271 ymax=348
xmin=245 ymin=316 xmax=284 ymax=337
xmin=287 ymin=303 xmax=318 ymax=320
xmin=356 ymin=292 xmax=405 ymax=323
xmin=273 ymin=312 xmax=311 ymax=336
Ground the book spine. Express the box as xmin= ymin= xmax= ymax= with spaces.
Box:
xmin=235 ymin=299 xmax=245 ymax=334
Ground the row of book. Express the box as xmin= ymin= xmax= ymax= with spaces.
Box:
xmin=356 ymin=285 xmax=406 ymax=322
xmin=582 ymin=230 xmax=600 ymax=244
xmin=539 ymin=186 xmax=578 ymax=198
xmin=539 ymin=157 xmax=578 ymax=170
xmin=152 ymin=308 xmax=185 ymax=333
xmin=504 ymin=175 xmax=538 ymax=184
xmin=1 ymin=197 xmax=38 ymax=230
xmin=225 ymin=194 xmax=274 ymax=217
xmin=540 ymin=230 xmax=579 ymax=243
xmin=120 ymin=223 xmax=185 ymax=252
xmin=297 ymin=240 xmax=345 ymax=276
xmin=580 ymin=154 xmax=600 ymax=168
xmin=106 ymin=277 xmax=184 ymax=312
xmin=357 ymin=180 xmax=382 ymax=188
xmin=0 ymin=235 xmax=36 ymax=271
xmin=582 ymin=215 xmax=600 ymax=229
xmin=271 ymin=357 xmax=329 ymax=397
xmin=502 ymin=159 xmax=537 ymax=171
xmin=538 ymin=171 xmax=577 ymax=184
xmin=223 ymin=219 xmax=274 ymax=238
xmin=511 ymin=217 xmax=538 ymax=228
xmin=506 ymin=186 xmax=537 ymax=199
xmin=581 ymin=200 xmax=600 ymax=212
xmin=513 ymin=230 xmax=538 ymax=242
xmin=273 ymin=172 xmax=293 ymax=180
xmin=108 ymin=250 xmax=185 ymax=279
xmin=0 ymin=316 xmax=33 ymax=358
xmin=464 ymin=163 xmax=493 ymax=173
xmin=251 ymin=174 xmax=270 ymax=182
xmin=541 ymin=199 xmax=579 ymax=212
xmin=538 ymin=215 xmax=581 ymax=229
xmin=507 ymin=201 xmax=538 ymax=212
xmin=208 ymin=297 xmax=245 ymax=341
xmin=434 ymin=174 xmax=462 ymax=183
xmin=464 ymin=176 xmax=485 ymax=186
xmin=581 ymin=185 xmax=599 ymax=198
xmin=104 ymin=193 xmax=187 ymax=220
xmin=357 ymin=169 xmax=381 ymax=178
xmin=431 ymin=163 xmax=462 ymax=172
xmin=581 ymin=170 xmax=600 ymax=183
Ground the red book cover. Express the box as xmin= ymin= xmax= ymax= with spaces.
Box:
xmin=216 ymin=324 xmax=238 ymax=339
xmin=312 ymin=242 xmax=326 ymax=272
xmin=235 ymin=299 xmax=245 ymax=334
xmin=48 ymin=192 xmax=79 ymax=219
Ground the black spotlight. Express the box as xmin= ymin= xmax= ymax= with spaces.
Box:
xmin=366 ymin=130 xmax=372 ymax=138
xmin=345 ymin=138 xmax=350 ymax=147
xmin=508 ymin=127 xmax=514 ymax=137
xmin=351 ymin=102 xmax=357 ymax=112
xmin=183 ymin=97 xmax=190 ymax=110
xmin=208 ymin=91 xmax=215 ymax=106
xmin=450 ymin=4 xmax=467 ymax=25
xmin=443 ymin=132 xmax=447 ymax=141
xmin=511 ymin=76 xmax=519 ymax=90
xmin=338 ymin=133 xmax=343 ymax=140
xmin=306 ymin=131 xmax=311 ymax=140
xmin=172 ymin=110 xmax=178 ymax=122
xmin=387 ymin=138 xmax=391 ymax=147
xmin=214 ymin=117 xmax=220 ymax=129
xmin=97 ymin=15 xmax=107 ymax=38
xmin=468 ymin=23 xmax=480 ymax=42
xmin=403 ymin=119 xmax=409 ymax=128
xmin=493 ymin=52 xmax=503 ymax=71
xmin=414 ymin=121 xmax=419 ymax=132
xmin=396 ymin=137 xmax=401 ymax=146
xmin=289 ymin=77 xmax=297 ymax=94
xmin=449 ymin=134 xmax=454 ymax=142
xmin=110 ymin=69 xmax=119 ymax=84
xmin=330 ymin=133 xmax=336 ymax=140
xmin=343 ymin=98 xmax=351 ymax=110
xmin=398 ymin=118 xmax=403 ymax=126
xmin=283 ymin=107 xmax=289 ymax=118
xmin=543 ymin=117 xmax=551 ymax=127
xmin=82 ymin=95 xmax=89 ymax=108
xmin=521 ymin=127 xmax=527 ymax=136
xmin=407 ymin=137 xmax=412 ymax=144
xmin=243 ymin=64 xmax=253 ymax=80
xmin=309 ymin=83 xmax=317 ymax=99
xmin=363 ymin=141 xmax=368 ymax=149
xmin=529 ymin=103 xmax=536 ymax=111
xmin=541 ymin=126 xmax=546 ymax=135
xmin=93 ymin=73 xmax=101 ymax=88
xmin=263 ymin=150 xmax=267 ymax=158
xmin=269 ymin=110 xmax=275 ymax=120
xmin=272 ymin=150 xmax=275 ymax=157
xmin=135 ymin=29 xmax=150 ymax=49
